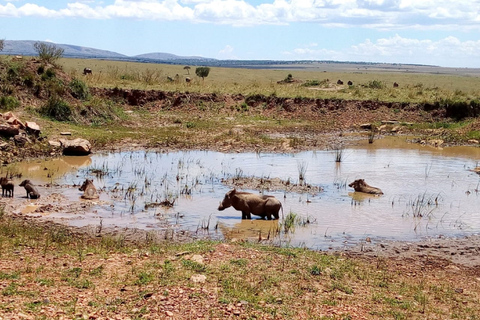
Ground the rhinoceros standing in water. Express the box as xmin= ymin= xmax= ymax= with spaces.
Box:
xmin=218 ymin=189 xmax=283 ymax=220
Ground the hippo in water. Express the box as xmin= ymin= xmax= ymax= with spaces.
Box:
xmin=218 ymin=189 xmax=283 ymax=220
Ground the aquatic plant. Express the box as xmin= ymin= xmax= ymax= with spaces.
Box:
xmin=297 ymin=160 xmax=308 ymax=186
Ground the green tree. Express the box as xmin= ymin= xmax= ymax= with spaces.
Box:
xmin=0 ymin=39 xmax=4 ymax=52
xmin=195 ymin=67 xmax=210 ymax=80
xmin=33 ymin=42 xmax=64 ymax=64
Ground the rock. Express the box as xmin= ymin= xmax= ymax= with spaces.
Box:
xmin=14 ymin=134 xmax=31 ymax=147
xmin=48 ymin=140 xmax=62 ymax=148
xmin=7 ymin=116 xmax=25 ymax=129
xmin=191 ymin=254 xmax=204 ymax=264
xmin=61 ymin=138 xmax=92 ymax=155
xmin=25 ymin=121 xmax=41 ymax=137
xmin=468 ymin=139 xmax=479 ymax=144
xmin=190 ymin=274 xmax=206 ymax=283
xmin=0 ymin=124 xmax=19 ymax=138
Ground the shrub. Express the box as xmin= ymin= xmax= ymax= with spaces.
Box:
xmin=69 ymin=78 xmax=90 ymax=100
xmin=0 ymin=96 xmax=20 ymax=111
xmin=39 ymin=96 xmax=72 ymax=121
xmin=302 ymin=79 xmax=321 ymax=87
xmin=367 ymin=80 xmax=385 ymax=89
xmin=34 ymin=42 xmax=64 ymax=64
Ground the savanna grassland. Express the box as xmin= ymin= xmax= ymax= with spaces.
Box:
xmin=1 ymin=54 xmax=480 ymax=319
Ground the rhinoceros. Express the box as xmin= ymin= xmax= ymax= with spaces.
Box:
xmin=218 ymin=189 xmax=283 ymax=220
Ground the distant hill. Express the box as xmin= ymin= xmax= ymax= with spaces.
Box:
xmin=0 ymin=40 xmax=215 ymax=63
xmin=1 ymin=40 xmax=128 ymax=59
xmin=133 ymin=52 xmax=215 ymax=62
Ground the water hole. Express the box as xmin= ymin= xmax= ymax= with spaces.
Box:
xmin=5 ymin=136 xmax=480 ymax=250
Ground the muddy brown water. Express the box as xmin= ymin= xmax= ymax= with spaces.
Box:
xmin=4 ymin=136 xmax=480 ymax=250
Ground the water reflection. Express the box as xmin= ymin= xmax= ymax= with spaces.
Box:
xmin=6 ymin=136 xmax=480 ymax=250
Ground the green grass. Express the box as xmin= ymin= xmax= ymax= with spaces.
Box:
xmin=58 ymin=58 xmax=480 ymax=104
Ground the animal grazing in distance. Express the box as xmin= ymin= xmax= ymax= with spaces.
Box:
xmin=348 ymin=179 xmax=383 ymax=195
xmin=79 ymin=179 xmax=99 ymax=199
xmin=83 ymin=68 xmax=92 ymax=75
xmin=185 ymin=77 xmax=191 ymax=83
xmin=218 ymin=189 xmax=283 ymax=220
xmin=393 ymin=82 xmax=399 ymax=88
xmin=0 ymin=177 xmax=14 ymax=197
xmin=19 ymin=180 xmax=40 ymax=199
xmin=337 ymin=80 xmax=344 ymax=85
xmin=347 ymin=81 xmax=353 ymax=85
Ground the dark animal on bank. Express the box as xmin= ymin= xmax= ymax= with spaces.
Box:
xmin=79 ymin=179 xmax=99 ymax=199
xmin=348 ymin=179 xmax=383 ymax=195
xmin=393 ymin=82 xmax=399 ymax=88
xmin=347 ymin=81 xmax=353 ymax=85
xmin=0 ymin=177 xmax=14 ymax=197
xmin=19 ymin=180 xmax=40 ymax=199
xmin=83 ymin=68 xmax=92 ymax=75
xmin=337 ymin=80 xmax=344 ymax=85
xmin=218 ymin=189 xmax=283 ymax=220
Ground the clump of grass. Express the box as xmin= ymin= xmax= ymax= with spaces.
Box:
xmin=297 ymin=160 xmax=308 ymax=185
xmin=0 ymin=96 xmax=20 ymax=111
xmin=69 ymin=78 xmax=90 ymax=100
xmin=38 ymin=96 xmax=72 ymax=121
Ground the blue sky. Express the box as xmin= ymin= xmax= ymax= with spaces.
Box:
xmin=1 ymin=0 xmax=480 ymax=67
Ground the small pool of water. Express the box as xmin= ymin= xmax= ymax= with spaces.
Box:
xmin=6 ymin=136 xmax=480 ymax=250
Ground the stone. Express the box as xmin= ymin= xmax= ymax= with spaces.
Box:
xmin=190 ymin=274 xmax=206 ymax=283
xmin=0 ymin=124 xmax=19 ymax=138
xmin=25 ymin=121 xmax=41 ymax=137
xmin=61 ymin=138 xmax=92 ymax=155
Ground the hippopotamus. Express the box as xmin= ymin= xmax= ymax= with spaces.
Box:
xmin=348 ymin=179 xmax=383 ymax=195
xmin=19 ymin=179 xmax=40 ymax=199
xmin=218 ymin=189 xmax=283 ymax=220
xmin=79 ymin=179 xmax=99 ymax=199
xmin=0 ymin=177 xmax=14 ymax=197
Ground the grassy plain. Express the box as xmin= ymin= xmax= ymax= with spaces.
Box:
xmin=60 ymin=58 xmax=480 ymax=104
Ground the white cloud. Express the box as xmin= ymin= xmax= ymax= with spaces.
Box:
xmin=218 ymin=44 xmax=237 ymax=59
xmin=285 ymin=35 xmax=480 ymax=67
xmin=0 ymin=0 xmax=479 ymax=29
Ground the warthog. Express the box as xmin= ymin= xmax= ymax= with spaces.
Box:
xmin=19 ymin=180 xmax=40 ymax=199
xmin=348 ymin=179 xmax=383 ymax=195
xmin=79 ymin=179 xmax=99 ymax=199
xmin=0 ymin=177 xmax=14 ymax=197
xmin=218 ymin=189 xmax=283 ymax=220
xmin=83 ymin=68 xmax=92 ymax=75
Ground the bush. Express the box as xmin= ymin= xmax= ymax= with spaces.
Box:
xmin=69 ymin=78 xmax=90 ymax=100
xmin=367 ymin=80 xmax=385 ymax=89
xmin=0 ymin=96 xmax=20 ymax=111
xmin=34 ymin=42 xmax=64 ymax=64
xmin=39 ymin=96 xmax=72 ymax=121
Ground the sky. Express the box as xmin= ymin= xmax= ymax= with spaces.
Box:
xmin=1 ymin=0 xmax=480 ymax=68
